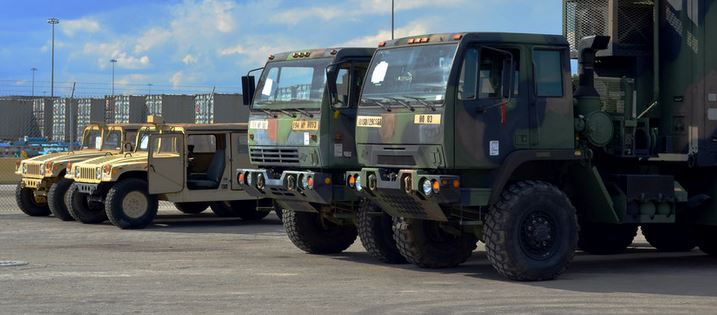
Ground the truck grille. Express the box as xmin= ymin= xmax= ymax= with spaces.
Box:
xmin=26 ymin=164 xmax=42 ymax=176
xmin=78 ymin=167 xmax=96 ymax=180
xmin=250 ymin=147 xmax=300 ymax=165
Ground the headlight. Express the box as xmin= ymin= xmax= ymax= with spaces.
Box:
xmin=22 ymin=164 xmax=27 ymax=174
xmin=355 ymin=175 xmax=362 ymax=192
xmin=75 ymin=167 xmax=81 ymax=178
xmin=420 ymin=178 xmax=432 ymax=196
xmin=247 ymin=173 xmax=253 ymax=186
xmin=95 ymin=167 xmax=102 ymax=179
xmin=256 ymin=173 xmax=265 ymax=190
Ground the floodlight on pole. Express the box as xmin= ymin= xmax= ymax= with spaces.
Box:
xmin=47 ymin=17 xmax=59 ymax=98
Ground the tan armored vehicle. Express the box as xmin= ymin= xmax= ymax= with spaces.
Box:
xmin=68 ymin=118 xmax=272 ymax=229
xmin=15 ymin=123 xmax=143 ymax=220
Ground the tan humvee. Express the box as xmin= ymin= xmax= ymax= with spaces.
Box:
xmin=15 ymin=123 xmax=144 ymax=220
xmin=68 ymin=118 xmax=271 ymax=228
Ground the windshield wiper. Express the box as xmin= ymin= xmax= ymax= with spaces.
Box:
xmin=404 ymin=96 xmax=436 ymax=111
xmin=258 ymin=108 xmax=277 ymax=118
xmin=291 ymin=108 xmax=314 ymax=118
xmin=277 ymin=109 xmax=296 ymax=118
xmin=362 ymin=98 xmax=392 ymax=112
xmin=388 ymin=97 xmax=415 ymax=111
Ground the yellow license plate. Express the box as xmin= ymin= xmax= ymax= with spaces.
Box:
xmin=414 ymin=114 xmax=441 ymax=124
xmin=249 ymin=120 xmax=268 ymax=130
xmin=357 ymin=116 xmax=383 ymax=128
xmin=292 ymin=120 xmax=319 ymax=131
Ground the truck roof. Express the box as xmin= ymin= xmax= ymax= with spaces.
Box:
xmin=266 ymin=47 xmax=375 ymax=62
xmin=382 ymin=32 xmax=568 ymax=48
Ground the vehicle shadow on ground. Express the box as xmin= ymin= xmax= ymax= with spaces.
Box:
xmin=94 ymin=213 xmax=286 ymax=235
xmin=334 ymin=247 xmax=717 ymax=298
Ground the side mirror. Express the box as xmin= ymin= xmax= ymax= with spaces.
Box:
xmin=123 ymin=142 xmax=134 ymax=152
xmin=241 ymin=75 xmax=256 ymax=106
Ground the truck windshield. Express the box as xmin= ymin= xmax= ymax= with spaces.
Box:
xmin=81 ymin=129 xmax=103 ymax=150
xmin=253 ymin=58 xmax=331 ymax=109
xmin=361 ymin=43 xmax=457 ymax=108
xmin=101 ymin=130 xmax=122 ymax=150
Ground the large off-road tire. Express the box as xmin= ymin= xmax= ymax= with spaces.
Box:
xmin=641 ymin=224 xmax=697 ymax=252
xmin=484 ymin=181 xmax=578 ymax=281
xmin=696 ymin=225 xmax=717 ymax=256
xmin=66 ymin=184 xmax=107 ymax=224
xmin=393 ymin=217 xmax=476 ymax=269
xmin=357 ymin=200 xmax=406 ymax=264
xmin=174 ymin=202 xmax=209 ymax=214
xmin=283 ymin=209 xmax=357 ymax=254
xmin=104 ymin=178 xmax=158 ymax=229
xmin=48 ymin=178 xmax=74 ymax=221
xmin=578 ymin=222 xmax=638 ymax=254
xmin=15 ymin=182 xmax=50 ymax=216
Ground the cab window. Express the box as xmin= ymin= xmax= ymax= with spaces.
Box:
xmin=533 ymin=49 xmax=563 ymax=97
xmin=152 ymin=136 xmax=181 ymax=156
xmin=188 ymin=135 xmax=217 ymax=153
xmin=102 ymin=130 xmax=122 ymax=150
xmin=459 ymin=47 xmax=519 ymax=100
xmin=82 ymin=129 xmax=102 ymax=149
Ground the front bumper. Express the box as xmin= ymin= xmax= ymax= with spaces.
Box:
xmin=345 ymin=168 xmax=490 ymax=221
xmin=75 ymin=182 xmax=99 ymax=195
xmin=20 ymin=177 xmax=52 ymax=190
xmin=237 ymin=168 xmax=357 ymax=212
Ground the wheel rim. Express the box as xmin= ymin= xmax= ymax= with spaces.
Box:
xmin=519 ymin=210 xmax=558 ymax=260
xmin=122 ymin=191 xmax=148 ymax=219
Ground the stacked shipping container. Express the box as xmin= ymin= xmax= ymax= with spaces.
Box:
xmin=145 ymin=94 xmax=195 ymax=123
xmin=193 ymin=93 xmax=247 ymax=124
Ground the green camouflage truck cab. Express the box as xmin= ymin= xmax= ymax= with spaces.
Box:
xmin=68 ymin=120 xmax=270 ymax=229
xmin=347 ymin=0 xmax=717 ymax=281
xmin=237 ymin=48 xmax=405 ymax=261
xmin=15 ymin=123 xmax=142 ymax=220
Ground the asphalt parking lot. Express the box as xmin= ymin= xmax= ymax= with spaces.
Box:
xmin=1 ymin=190 xmax=716 ymax=314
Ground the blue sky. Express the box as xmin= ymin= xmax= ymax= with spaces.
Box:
xmin=0 ymin=0 xmax=563 ymax=97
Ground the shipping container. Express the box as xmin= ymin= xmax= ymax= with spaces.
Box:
xmin=194 ymin=93 xmax=247 ymax=124
xmin=32 ymin=98 xmax=54 ymax=139
xmin=76 ymin=98 xmax=105 ymax=138
xmin=0 ymin=98 xmax=34 ymax=140
xmin=145 ymin=94 xmax=195 ymax=123
xmin=105 ymin=95 xmax=147 ymax=124
xmin=51 ymin=98 xmax=79 ymax=143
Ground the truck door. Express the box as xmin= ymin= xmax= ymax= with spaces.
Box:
xmin=454 ymin=45 xmax=527 ymax=168
xmin=148 ymin=132 xmax=184 ymax=194
xmin=329 ymin=60 xmax=368 ymax=167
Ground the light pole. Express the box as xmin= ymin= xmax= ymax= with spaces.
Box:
xmin=110 ymin=59 xmax=117 ymax=96
xmin=31 ymin=67 xmax=37 ymax=97
xmin=391 ymin=0 xmax=395 ymax=40
xmin=47 ymin=17 xmax=59 ymax=98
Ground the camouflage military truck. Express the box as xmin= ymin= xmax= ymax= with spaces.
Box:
xmin=346 ymin=0 xmax=717 ymax=281
xmin=15 ymin=123 xmax=143 ymax=220
xmin=68 ymin=119 xmax=271 ymax=229
xmin=236 ymin=48 xmax=405 ymax=262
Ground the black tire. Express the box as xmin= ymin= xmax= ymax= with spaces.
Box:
xmin=393 ymin=217 xmax=476 ymax=269
xmin=283 ymin=209 xmax=357 ymax=254
xmin=209 ymin=201 xmax=240 ymax=217
xmin=104 ymin=178 xmax=158 ymax=229
xmin=578 ymin=222 xmax=638 ymax=255
xmin=484 ymin=181 xmax=578 ymax=281
xmin=696 ymin=225 xmax=717 ymax=256
xmin=48 ymin=178 xmax=74 ymax=221
xmin=15 ymin=182 xmax=50 ymax=216
xmin=174 ymin=202 xmax=209 ymax=214
xmin=641 ymin=224 xmax=697 ymax=252
xmin=357 ymin=199 xmax=406 ymax=264
xmin=66 ymin=184 xmax=107 ymax=224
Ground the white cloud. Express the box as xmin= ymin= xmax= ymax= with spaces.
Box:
xmin=61 ymin=18 xmax=101 ymax=36
xmin=272 ymin=0 xmax=466 ymax=25
xmin=182 ymin=54 xmax=197 ymax=64
xmin=134 ymin=28 xmax=172 ymax=53
xmin=218 ymin=45 xmax=245 ymax=56
xmin=337 ymin=21 xmax=431 ymax=47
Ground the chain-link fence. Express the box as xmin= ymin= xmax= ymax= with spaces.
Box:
xmin=0 ymin=81 xmax=245 ymax=212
